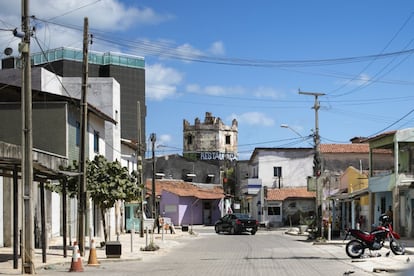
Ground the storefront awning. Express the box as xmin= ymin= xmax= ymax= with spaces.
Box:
xmin=329 ymin=188 xmax=369 ymax=201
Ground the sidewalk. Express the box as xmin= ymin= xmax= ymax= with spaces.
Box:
xmin=0 ymin=227 xmax=198 ymax=275
xmin=285 ymin=227 xmax=414 ymax=274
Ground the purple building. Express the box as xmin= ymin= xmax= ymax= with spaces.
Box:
xmin=146 ymin=179 xmax=224 ymax=226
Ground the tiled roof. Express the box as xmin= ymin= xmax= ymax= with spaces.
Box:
xmin=145 ymin=179 xmax=224 ymax=200
xmin=267 ymin=187 xmax=315 ymax=201
xmin=320 ymin=143 xmax=369 ymax=153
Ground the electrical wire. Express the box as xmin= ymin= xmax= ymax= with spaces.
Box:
xmin=31 ymin=16 xmax=414 ymax=69
xmin=27 ymin=13 xmax=414 ymax=155
xmin=328 ymin=12 xmax=414 ymax=97
xmin=367 ymin=108 xmax=414 ymax=138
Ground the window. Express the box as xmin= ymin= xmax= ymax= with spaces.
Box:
xmin=288 ymin=202 xmax=297 ymax=208
xmin=93 ymin=131 xmax=99 ymax=153
xmin=268 ymin=206 xmax=281 ymax=216
xmin=76 ymin=121 xmax=80 ymax=146
xmin=187 ymin=135 xmax=193 ymax=145
xmin=225 ymin=135 xmax=231 ymax=145
xmin=380 ymin=197 xmax=386 ymax=214
xmin=274 ymin=166 xmax=282 ymax=177
xmin=206 ymin=174 xmax=215 ymax=183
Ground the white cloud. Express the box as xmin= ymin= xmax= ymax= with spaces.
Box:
xmin=186 ymin=84 xmax=244 ymax=96
xmin=30 ymin=0 xmax=172 ymax=31
xmin=231 ymin=112 xmax=275 ymax=127
xmin=176 ymin=43 xmax=203 ymax=57
xmin=158 ymin=134 xmax=172 ymax=145
xmin=0 ymin=0 xmax=173 ymax=56
xmin=336 ymin=73 xmax=372 ymax=87
xmin=186 ymin=84 xmax=201 ymax=93
xmin=155 ymin=40 xmax=226 ymax=62
xmin=208 ymin=41 xmax=225 ymax=55
xmin=253 ymin=86 xmax=284 ymax=99
xmin=356 ymin=73 xmax=371 ymax=85
xmin=146 ymin=63 xmax=184 ymax=101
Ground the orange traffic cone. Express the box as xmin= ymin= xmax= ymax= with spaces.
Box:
xmin=87 ymin=239 xmax=99 ymax=266
xmin=69 ymin=241 xmax=84 ymax=272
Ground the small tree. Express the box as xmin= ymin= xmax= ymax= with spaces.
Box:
xmin=46 ymin=155 xmax=139 ymax=243
xmin=86 ymin=155 xmax=139 ymax=242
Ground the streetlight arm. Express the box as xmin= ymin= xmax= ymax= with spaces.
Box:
xmin=280 ymin=124 xmax=304 ymax=138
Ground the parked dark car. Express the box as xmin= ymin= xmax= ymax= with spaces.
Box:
xmin=214 ymin=213 xmax=259 ymax=235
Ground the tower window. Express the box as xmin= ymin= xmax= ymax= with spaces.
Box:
xmin=225 ymin=135 xmax=231 ymax=145
xmin=187 ymin=135 xmax=193 ymax=145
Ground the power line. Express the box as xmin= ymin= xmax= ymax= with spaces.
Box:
xmin=327 ymin=12 xmax=414 ymax=97
xmin=367 ymin=107 xmax=414 ymax=138
xmin=31 ymin=16 xmax=414 ymax=69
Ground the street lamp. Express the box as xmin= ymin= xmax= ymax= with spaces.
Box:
xmin=280 ymin=124 xmax=304 ymax=138
xmin=280 ymin=124 xmax=313 ymax=146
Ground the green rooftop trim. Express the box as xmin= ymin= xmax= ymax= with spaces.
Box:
xmin=31 ymin=47 xmax=145 ymax=69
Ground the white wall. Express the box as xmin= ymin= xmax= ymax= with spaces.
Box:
xmin=254 ymin=149 xmax=314 ymax=188
xmin=51 ymin=190 xmax=61 ymax=237
xmin=88 ymin=113 xmax=106 ymax=158
xmin=121 ymin=142 xmax=137 ymax=173
xmin=61 ymin=77 xmax=121 ymax=162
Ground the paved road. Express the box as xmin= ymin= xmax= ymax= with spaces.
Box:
xmin=37 ymin=228 xmax=392 ymax=276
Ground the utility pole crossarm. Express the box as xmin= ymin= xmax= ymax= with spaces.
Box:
xmin=298 ymin=89 xmax=326 ymax=167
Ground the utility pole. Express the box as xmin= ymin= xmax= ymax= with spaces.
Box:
xmin=299 ymin=90 xmax=325 ymax=237
xmin=137 ymin=102 xmax=145 ymax=237
xmin=21 ymin=0 xmax=34 ymax=273
xmin=150 ymin=133 xmax=156 ymax=220
xmin=78 ymin=17 xmax=89 ymax=256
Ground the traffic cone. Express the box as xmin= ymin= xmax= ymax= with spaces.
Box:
xmin=87 ymin=239 xmax=100 ymax=266
xmin=69 ymin=241 xmax=84 ymax=272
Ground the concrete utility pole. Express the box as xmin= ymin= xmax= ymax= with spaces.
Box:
xmin=78 ymin=17 xmax=89 ymax=256
xmin=137 ymin=102 xmax=145 ymax=237
xmin=150 ymin=133 xmax=157 ymax=220
xmin=298 ymin=90 xmax=325 ymax=237
xmin=21 ymin=0 xmax=34 ymax=273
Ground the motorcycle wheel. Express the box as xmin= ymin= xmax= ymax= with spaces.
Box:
xmin=346 ymin=240 xmax=365 ymax=259
xmin=390 ymin=239 xmax=405 ymax=255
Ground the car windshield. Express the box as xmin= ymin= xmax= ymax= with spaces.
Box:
xmin=234 ymin=213 xmax=251 ymax=219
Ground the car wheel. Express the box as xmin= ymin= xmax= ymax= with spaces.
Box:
xmin=251 ymin=230 xmax=256 ymax=235
xmin=215 ymin=225 xmax=220 ymax=234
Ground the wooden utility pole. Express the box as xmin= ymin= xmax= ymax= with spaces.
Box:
xmin=78 ymin=17 xmax=89 ymax=256
xmin=21 ymin=0 xmax=34 ymax=273
xmin=299 ymin=90 xmax=325 ymax=237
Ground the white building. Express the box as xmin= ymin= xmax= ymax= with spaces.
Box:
xmin=242 ymin=147 xmax=315 ymax=225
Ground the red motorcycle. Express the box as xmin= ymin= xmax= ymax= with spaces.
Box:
xmin=344 ymin=214 xmax=405 ymax=258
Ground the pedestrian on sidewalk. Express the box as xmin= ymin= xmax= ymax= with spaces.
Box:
xmin=156 ymin=215 xmax=164 ymax=234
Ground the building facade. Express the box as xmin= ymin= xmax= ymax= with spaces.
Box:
xmin=242 ymin=147 xmax=315 ymax=225
xmin=183 ymin=112 xmax=238 ymax=162
xmin=367 ymin=128 xmax=414 ymax=237
xmin=2 ymin=47 xmax=146 ymax=143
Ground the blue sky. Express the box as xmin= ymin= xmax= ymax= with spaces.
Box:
xmin=1 ymin=1 xmax=414 ymax=159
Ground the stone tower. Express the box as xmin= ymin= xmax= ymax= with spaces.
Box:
xmin=183 ymin=112 xmax=238 ymax=161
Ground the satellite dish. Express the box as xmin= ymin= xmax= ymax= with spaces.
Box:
xmin=4 ymin=47 xmax=13 ymax=56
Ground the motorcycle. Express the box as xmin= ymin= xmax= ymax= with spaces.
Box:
xmin=344 ymin=214 xmax=405 ymax=258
